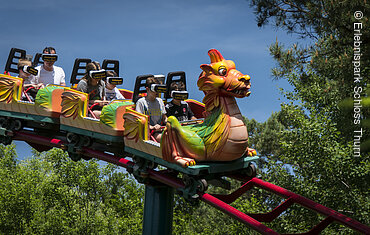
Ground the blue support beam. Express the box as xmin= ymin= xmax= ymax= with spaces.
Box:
xmin=142 ymin=184 xmax=174 ymax=235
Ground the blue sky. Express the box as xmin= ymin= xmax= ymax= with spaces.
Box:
xmin=1 ymin=0 xmax=298 ymax=158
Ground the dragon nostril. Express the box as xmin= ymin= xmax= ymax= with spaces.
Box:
xmin=238 ymin=75 xmax=250 ymax=82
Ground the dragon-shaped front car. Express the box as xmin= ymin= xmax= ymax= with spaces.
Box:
xmin=161 ymin=49 xmax=256 ymax=167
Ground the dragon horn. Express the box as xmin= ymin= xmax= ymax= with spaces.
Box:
xmin=208 ymin=49 xmax=224 ymax=63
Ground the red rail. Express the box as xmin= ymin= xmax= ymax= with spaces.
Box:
xmin=200 ymin=192 xmax=279 ymax=234
xmin=207 ymin=177 xmax=370 ymax=234
xmin=12 ymin=130 xmax=370 ymax=234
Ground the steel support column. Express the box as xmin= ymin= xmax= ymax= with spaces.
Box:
xmin=142 ymin=184 xmax=174 ymax=235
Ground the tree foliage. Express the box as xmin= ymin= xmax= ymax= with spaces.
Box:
xmin=251 ymin=0 xmax=369 ymax=139
xmin=243 ymin=0 xmax=370 ymax=233
xmin=0 ymin=144 xmax=144 ymax=234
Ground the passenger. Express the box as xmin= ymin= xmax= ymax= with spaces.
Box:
xmin=33 ymin=47 xmax=66 ymax=86
xmin=105 ymin=71 xmax=125 ymax=101
xmin=76 ymin=61 xmax=107 ymax=118
xmin=135 ymin=76 xmax=167 ymax=142
xmin=17 ymin=59 xmax=43 ymax=101
xmin=165 ymin=81 xmax=196 ymax=121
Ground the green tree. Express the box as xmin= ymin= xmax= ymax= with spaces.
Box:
xmin=0 ymin=144 xmax=144 ymax=234
xmin=242 ymin=0 xmax=370 ymax=233
xmin=177 ymin=1 xmax=370 ymax=232
xmin=250 ymin=0 xmax=369 ymax=139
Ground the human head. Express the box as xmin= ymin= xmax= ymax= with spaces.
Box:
xmin=105 ymin=70 xmax=118 ymax=90
xmin=145 ymin=76 xmax=161 ymax=88
xmin=84 ymin=61 xmax=104 ymax=85
xmin=170 ymin=81 xmax=188 ymax=101
xmin=145 ymin=76 xmax=162 ymax=91
xmin=145 ymin=76 xmax=162 ymax=99
xmin=42 ymin=46 xmax=57 ymax=68
xmin=170 ymin=81 xmax=185 ymax=92
xmin=43 ymin=47 xmax=56 ymax=54
xmin=86 ymin=61 xmax=101 ymax=74
xmin=17 ymin=59 xmax=32 ymax=79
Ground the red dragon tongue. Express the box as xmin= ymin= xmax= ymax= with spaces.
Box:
xmin=208 ymin=49 xmax=224 ymax=63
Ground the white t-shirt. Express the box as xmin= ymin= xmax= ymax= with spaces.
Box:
xmin=33 ymin=65 xmax=65 ymax=85
xmin=106 ymin=87 xmax=125 ymax=101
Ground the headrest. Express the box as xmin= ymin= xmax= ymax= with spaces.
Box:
xmin=154 ymin=74 xmax=165 ymax=83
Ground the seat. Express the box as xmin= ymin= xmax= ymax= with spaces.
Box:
xmin=164 ymin=71 xmax=186 ymax=101
xmin=132 ymin=74 xmax=154 ymax=103
xmin=102 ymin=59 xmax=119 ymax=76
xmin=70 ymin=58 xmax=92 ymax=86
xmin=32 ymin=53 xmax=43 ymax=67
xmin=4 ymin=48 xmax=26 ymax=74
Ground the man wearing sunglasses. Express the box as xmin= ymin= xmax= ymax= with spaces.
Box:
xmin=34 ymin=47 xmax=66 ymax=86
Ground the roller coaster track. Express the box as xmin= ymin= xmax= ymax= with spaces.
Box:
xmin=2 ymin=48 xmax=368 ymax=234
xmin=9 ymin=129 xmax=369 ymax=235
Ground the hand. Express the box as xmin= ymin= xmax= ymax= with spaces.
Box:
xmin=95 ymin=100 xmax=109 ymax=106
xmin=36 ymin=83 xmax=45 ymax=89
xmin=149 ymin=124 xmax=162 ymax=131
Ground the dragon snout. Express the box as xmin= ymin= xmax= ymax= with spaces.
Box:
xmin=238 ymin=75 xmax=251 ymax=89
xmin=220 ymin=69 xmax=252 ymax=97
xmin=229 ymin=70 xmax=251 ymax=87
xmin=238 ymin=75 xmax=250 ymax=83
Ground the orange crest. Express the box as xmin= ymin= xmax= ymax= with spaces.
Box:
xmin=197 ymin=49 xmax=251 ymax=111
xmin=208 ymin=49 xmax=225 ymax=63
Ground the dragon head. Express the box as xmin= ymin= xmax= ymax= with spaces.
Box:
xmin=197 ymin=49 xmax=251 ymax=111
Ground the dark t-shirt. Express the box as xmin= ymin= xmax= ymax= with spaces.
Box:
xmin=165 ymin=100 xmax=194 ymax=122
xmin=76 ymin=79 xmax=106 ymax=100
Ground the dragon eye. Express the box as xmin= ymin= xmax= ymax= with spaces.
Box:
xmin=218 ymin=67 xmax=227 ymax=76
